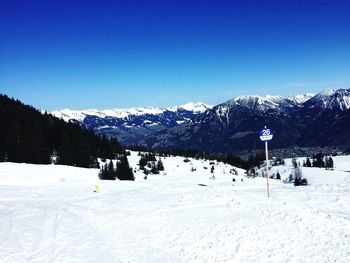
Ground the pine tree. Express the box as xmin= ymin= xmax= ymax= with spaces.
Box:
xmin=313 ymin=152 xmax=325 ymax=167
xmin=328 ymin=157 xmax=334 ymax=169
xmin=116 ymin=155 xmax=135 ymax=181
xmin=276 ymin=172 xmax=281 ymax=180
xmin=306 ymin=157 xmax=311 ymax=167
xmin=156 ymin=158 xmax=164 ymax=171
xmin=151 ymin=163 xmax=159 ymax=174
xmin=99 ymin=163 xmax=109 ymax=180
xmin=325 ymin=156 xmax=334 ymax=169
xmin=139 ymin=155 xmax=147 ymax=170
xmin=107 ymin=160 xmax=115 ymax=180
xmin=294 ymin=167 xmax=303 ymax=186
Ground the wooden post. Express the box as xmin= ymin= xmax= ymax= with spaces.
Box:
xmin=265 ymin=141 xmax=270 ymax=198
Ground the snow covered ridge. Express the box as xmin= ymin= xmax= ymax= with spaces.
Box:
xmin=222 ymin=89 xmax=350 ymax=111
xmin=227 ymin=93 xmax=315 ymax=110
xmin=306 ymin=88 xmax=350 ymax=111
xmin=52 ymin=102 xmax=213 ymax=122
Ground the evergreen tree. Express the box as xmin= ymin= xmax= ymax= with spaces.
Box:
xmin=294 ymin=167 xmax=303 ymax=186
xmin=151 ymin=163 xmax=159 ymax=174
xmin=99 ymin=163 xmax=109 ymax=180
xmin=328 ymin=157 xmax=334 ymax=169
xmin=116 ymin=155 xmax=135 ymax=181
xmin=276 ymin=172 xmax=281 ymax=180
xmin=156 ymin=158 xmax=164 ymax=171
xmin=326 ymin=156 xmax=334 ymax=169
xmin=107 ymin=160 xmax=115 ymax=180
xmin=139 ymin=155 xmax=147 ymax=170
xmin=306 ymin=157 xmax=312 ymax=167
xmin=313 ymin=152 xmax=325 ymax=167
xmin=147 ymin=153 xmax=157 ymax=162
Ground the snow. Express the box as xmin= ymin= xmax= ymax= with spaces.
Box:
xmin=177 ymin=102 xmax=213 ymax=113
xmin=0 ymin=153 xmax=349 ymax=262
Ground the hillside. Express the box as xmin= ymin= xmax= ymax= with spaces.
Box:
xmin=0 ymin=95 xmax=124 ymax=167
xmin=0 ymin=152 xmax=349 ymax=262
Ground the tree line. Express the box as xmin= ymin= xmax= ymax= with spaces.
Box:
xmin=128 ymin=144 xmax=265 ymax=170
xmin=301 ymin=152 xmax=334 ymax=169
xmin=0 ymin=94 xmax=124 ymax=167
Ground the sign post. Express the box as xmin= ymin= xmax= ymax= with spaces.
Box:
xmin=259 ymin=126 xmax=273 ymax=198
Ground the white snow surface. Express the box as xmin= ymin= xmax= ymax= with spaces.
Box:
xmin=0 ymin=153 xmax=350 ymax=262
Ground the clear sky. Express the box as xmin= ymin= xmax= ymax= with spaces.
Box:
xmin=0 ymin=0 xmax=349 ymax=110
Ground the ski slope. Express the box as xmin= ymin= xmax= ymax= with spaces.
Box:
xmin=0 ymin=153 xmax=349 ymax=262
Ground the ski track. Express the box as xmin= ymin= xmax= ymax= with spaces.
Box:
xmin=0 ymin=154 xmax=350 ymax=262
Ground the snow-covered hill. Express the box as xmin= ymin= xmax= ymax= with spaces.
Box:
xmin=0 ymin=153 xmax=349 ymax=262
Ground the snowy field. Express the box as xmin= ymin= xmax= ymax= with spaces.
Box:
xmin=0 ymin=152 xmax=349 ymax=262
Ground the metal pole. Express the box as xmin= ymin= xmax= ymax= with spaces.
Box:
xmin=265 ymin=141 xmax=270 ymax=198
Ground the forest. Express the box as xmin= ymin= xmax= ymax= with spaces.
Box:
xmin=0 ymin=95 xmax=124 ymax=168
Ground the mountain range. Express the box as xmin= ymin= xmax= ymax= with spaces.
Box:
xmin=52 ymin=102 xmax=212 ymax=146
xmin=52 ymin=89 xmax=350 ymax=153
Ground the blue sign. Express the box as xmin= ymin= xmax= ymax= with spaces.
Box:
xmin=259 ymin=128 xmax=273 ymax=142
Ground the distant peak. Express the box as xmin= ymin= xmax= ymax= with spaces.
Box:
xmin=177 ymin=102 xmax=213 ymax=112
xmin=234 ymin=94 xmax=283 ymax=101
xmin=228 ymin=95 xmax=284 ymax=109
xmin=308 ymin=88 xmax=350 ymax=110
xmin=287 ymin=93 xmax=315 ymax=104
xmin=315 ymin=89 xmax=335 ymax=98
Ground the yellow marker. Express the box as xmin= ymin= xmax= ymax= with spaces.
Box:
xmin=95 ymin=185 xmax=100 ymax=192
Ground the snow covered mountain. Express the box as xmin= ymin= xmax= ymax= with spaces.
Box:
xmin=52 ymin=103 xmax=212 ymax=145
xmin=303 ymin=89 xmax=350 ymax=111
xmin=52 ymin=89 xmax=350 ymax=151
xmin=140 ymin=89 xmax=350 ymax=152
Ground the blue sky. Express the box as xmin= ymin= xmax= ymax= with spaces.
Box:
xmin=0 ymin=0 xmax=349 ymax=110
